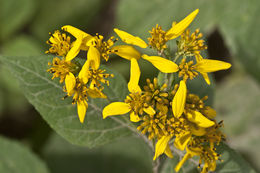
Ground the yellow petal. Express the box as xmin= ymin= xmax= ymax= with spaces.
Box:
xmin=77 ymin=100 xmax=88 ymax=123
xmin=88 ymin=46 xmax=100 ymax=70
xmin=195 ymin=53 xmax=211 ymax=84
xmin=201 ymin=72 xmax=211 ymax=85
xmin=62 ymin=25 xmax=90 ymax=38
xmin=186 ymin=110 xmax=215 ymax=128
xmin=112 ymin=45 xmax=141 ymax=60
xmin=166 ymin=9 xmax=199 ymax=40
xmin=65 ymin=39 xmax=82 ymax=61
xmin=174 ymin=131 xmax=191 ymax=151
xmin=128 ymin=58 xmax=141 ymax=93
xmin=153 ymin=136 xmax=171 ymax=160
xmin=143 ymin=106 xmax=156 ymax=115
xmin=78 ymin=60 xmax=90 ymax=84
xmin=172 ymin=81 xmax=187 ymax=118
xmin=65 ymin=72 xmax=76 ymax=96
xmin=130 ymin=111 xmax=140 ymax=122
xmin=194 ymin=59 xmax=231 ymax=73
xmin=114 ymin=28 xmax=147 ymax=48
xmin=164 ymin=144 xmax=173 ymax=158
xmin=190 ymin=124 xmax=206 ymax=136
xmin=175 ymin=153 xmax=192 ymax=172
xmin=142 ymin=54 xmax=179 ymax=73
xmin=103 ymin=102 xmax=131 ymax=119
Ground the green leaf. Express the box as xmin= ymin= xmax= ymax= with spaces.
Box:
xmin=0 ymin=135 xmax=49 ymax=173
xmin=115 ymin=0 xmax=260 ymax=82
xmin=216 ymin=143 xmax=256 ymax=173
xmin=0 ymin=35 xmax=44 ymax=113
xmin=216 ymin=74 xmax=260 ymax=171
xmin=0 ymin=55 xmax=133 ymax=148
xmin=0 ymin=0 xmax=36 ymax=41
xmin=161 ymin=143 xmax=256 ymax=173
xmin=42 ymin=134 xmax=152 ymax=173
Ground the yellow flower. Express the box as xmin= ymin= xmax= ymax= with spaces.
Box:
xmin=46 ymin=30 xmax=72 ymax=57
xmin=177 ymin=28 xmax=207 ymax=56
xmin=111 ymin=44 xmax=178 ymax=93
xmin=47 ymin=57 xmax=78 ymax=83
xmin=65 ymin=71 xmax=106 ymax=123
xmin=62 ymin=25 xmax=94 ymax=61
xmin=78 ymin=46 xmax=101 ymax=84
xmin=171 ymin=80 xmax=215 ymax=128
xmin=103 ymin=102 xmax=142 ymax=122
xmin=64 ymin=46 xmax=107 ymax=123
xmin=65 ymin=72 xmax=89 ymax=123
xmin=90 ymin=34 xmax=118 ymax=61
xmin=166 ymin=9 xmax=199 ymax=40
xmin=175 ymin=142 xmax=220 ymax=173
xmin=103 ymin=83 xmax=156 ymax=122
xmin=194 ymin=54 xmax=231 ymax=85
xmin=148 ymin=9 xmax=199 ymax=51
xmin=178 ymin=55 xmax=231 ymax=84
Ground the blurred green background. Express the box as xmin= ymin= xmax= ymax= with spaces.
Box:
xmin=0 ymin=0 xmax=260 ymax=172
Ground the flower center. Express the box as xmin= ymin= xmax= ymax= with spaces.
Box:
xmin=46 ymin=30 xmax=72 ymax=57
xmin=148 ymin=24 xmax=168 ymax=51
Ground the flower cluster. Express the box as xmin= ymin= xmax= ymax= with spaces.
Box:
xmin=46 ymin=26 xmax=116 ymax=123
xmin=46 ymin=8 xmax=231 ymax=173
xmin=102 ymin=9 xmax=231 ymax=173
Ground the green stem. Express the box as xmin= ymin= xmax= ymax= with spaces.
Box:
xmin=173 ymin=53 xmax=181 ymax=62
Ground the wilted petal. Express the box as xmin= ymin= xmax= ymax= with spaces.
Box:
xmin=128 ymin=58 xmax=141 ymax=93
xmin=153 ymin=136 xmax=171 ymax=160
xmin=172 ymin=80 xmax=187 ymax=118
xmin=77 ymin=100 xmax=88 ymax=123
xmin=142 ymin=54 xmax=179 ymax=73
xmin=114 ymin=28 xmax=148 ymax=48
xmin=166 ymin=9 xmax=199 ymax=40
xmin=186 ymin=110 xmax=215 ymax=128
xmin=112 ymin=45 xmax=141 ymax=60
xmin=194 ymin=59 xmax=231 ymax=73
xmin=103 ymin=102 xmax=131 ymax=119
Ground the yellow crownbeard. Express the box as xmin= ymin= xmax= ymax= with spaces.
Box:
xmin=45 ymin=8 xmax=232 ymax=173
xmin=46 ymin=26 xmax=115 ymax=123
